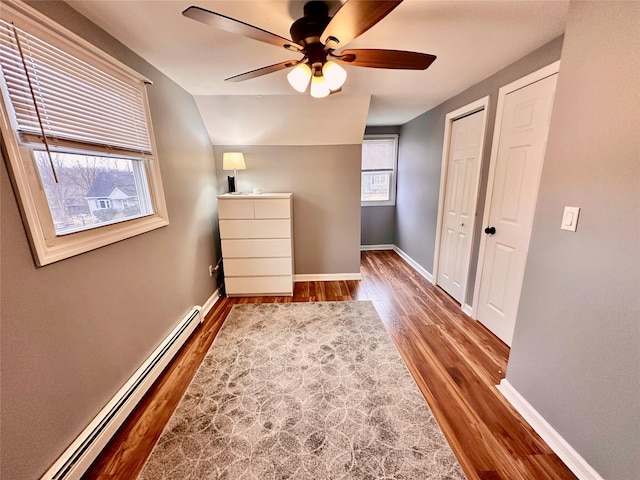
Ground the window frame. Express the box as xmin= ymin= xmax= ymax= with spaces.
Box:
xmin=361 ymin=134 xmax=399 ymax=207
xmin=0 ymin=1 xmax=169 ymax=266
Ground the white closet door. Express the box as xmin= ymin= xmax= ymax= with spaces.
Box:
xmin=437 ymin=109 xmax=486 ymax=303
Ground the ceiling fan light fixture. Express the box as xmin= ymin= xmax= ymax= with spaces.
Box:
xmin=287 ymin=62 xmax=312 ymax=92
xmin=183 ymin=2 xmax=436 ymax=96
xmin=322 ymin=61 xmax=347 ymax=90
xmin=310 ymin=73 xmax=330 ymax=98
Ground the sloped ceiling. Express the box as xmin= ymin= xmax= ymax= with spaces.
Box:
xmin=66 ymin=0 xmax=569 ymax=145
xmin=195 ymin=95 xmax=371 ymax=145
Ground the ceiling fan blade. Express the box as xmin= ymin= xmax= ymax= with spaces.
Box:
xmin=225 ymin=59 xmax=303 ymax=82
xmin=183 ymin=6 xmax=301 ymax=51
xmin=336 ymin=49 xmax=436 ymax=70
xmin=321 ymin=0 xmax=403 ymax=50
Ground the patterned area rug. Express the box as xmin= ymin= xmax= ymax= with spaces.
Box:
xmin=138 ymin=302 xmax=466 ymax=479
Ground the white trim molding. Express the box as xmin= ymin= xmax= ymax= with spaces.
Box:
xmin=360 ymin=244 xmax=395 ymax=251
xmin=393 ymin=246 xmax=434 ymax=282
xmin=294 ymin=273 xmax=362 ymax=282
xmin=432 ymin=96 xmax=490 ymax=309
xmin=462 ymin=304 xmax=473 ymax=316
xmin=471 ymin=61 xmax=561 ymax=319
xmin=497 ymin=379 xmax=604 ymax=480
xmin=199 ymin=289 xmax=221 ymax=323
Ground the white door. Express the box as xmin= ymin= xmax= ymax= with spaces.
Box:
xmin=476 ymin=71 xmax=558 ymax=346
xmin=437 ymin=109 xmax=486 ymax=303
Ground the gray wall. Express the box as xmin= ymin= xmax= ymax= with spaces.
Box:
xmin=507 ymin=2 xmax=640 ymax=479
xmin=361 ymin=126 xmax=401 ymax=246
xmin=0 ymin=3 xmax=219 ymax=479
xmin=361 ymin=206 xmax=395 ymax=246
xmin=214 ymin=145 xmax=362 ymax=275
xmin=396 ymin=36 xmax=564 ymax=301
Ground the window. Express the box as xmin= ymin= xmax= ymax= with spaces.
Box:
xmin=361 ymin=135 xmax=398 ymax=206
xmin=35 ymin=151 xmax=151 ymax=234
xmin=0 ymin=2 xmax=168 ymax=265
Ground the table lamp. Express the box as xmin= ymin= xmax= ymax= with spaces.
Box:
xmin=222 ymin=152 xmax=246 ymax=193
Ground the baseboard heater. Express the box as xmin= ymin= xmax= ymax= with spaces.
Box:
xmin=41 ymin=307 xmax=203 ymax=480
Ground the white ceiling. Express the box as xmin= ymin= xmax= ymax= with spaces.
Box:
xmin=67 ymin=0 xmax=569 ymax=140
xmin=196 ymin=94 xmax=371 ymax=145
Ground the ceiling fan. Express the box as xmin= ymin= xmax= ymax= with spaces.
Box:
xmin=182 ymin=0 xmax=436 ymax=98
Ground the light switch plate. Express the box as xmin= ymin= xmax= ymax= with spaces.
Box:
xmin=561 ymin=206 xmax=580 ymax=232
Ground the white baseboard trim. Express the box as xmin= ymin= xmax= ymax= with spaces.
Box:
xmin=199 ymin=289 xmax=220 ymax=322
xmin=497 ymin=379 xmax=604 ymax=480
xmin=392 ymin=246 xmax=434 ymax=282
xmin=294 ymin=273 xmax=363 ymax=282
xmin=360 ymin=244 xmax=395 ymax=251
xmin=462 ymin=303 xmax=473 ymax=316
xmin=41 ymin=307 xmax=203 ymax=480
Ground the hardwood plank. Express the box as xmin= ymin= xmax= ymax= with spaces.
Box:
xmin=83 ymin=250 xmax=576 ymax=480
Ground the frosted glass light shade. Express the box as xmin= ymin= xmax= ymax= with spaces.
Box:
xmin=310 ymin=74 xmax=330 ymax=98
xmin=222 ymin=152 xmax=246 ymax=171
xmin=287 ymin=63 xmax=312 ymax=92
xmin=322 ymin=61 xmax=347 ymax=90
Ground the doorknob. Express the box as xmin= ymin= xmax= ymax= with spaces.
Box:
xmin=484 ymin=226 xmax=496 ymax=235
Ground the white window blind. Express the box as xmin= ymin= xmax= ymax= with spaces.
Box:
xmin=362 ymin=138 xmax=396 ymax=171
xmin=0 ymin=19 xmax=152 ymax=155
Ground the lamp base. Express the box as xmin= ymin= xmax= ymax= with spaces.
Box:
xmin=227 ymin=175 xmax=235 ymax=193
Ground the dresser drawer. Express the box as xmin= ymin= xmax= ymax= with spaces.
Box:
xmin=225 ymin=276 xmax=293 ymax=296
xmin=254 ymin=198 xmax=291 ymax=219
xmin=219 ymin=219 xmax=291 ymax=239
xmin=224 ymin=257 xmax=292 ymax=277
xmin=218 ymin=199 xmax=254 ymax=219
xmin=221 ymin=239 xmax=292 ymax=258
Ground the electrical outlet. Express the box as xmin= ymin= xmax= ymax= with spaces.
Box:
xmin=208 ymin=265 xmax=214 ymax=277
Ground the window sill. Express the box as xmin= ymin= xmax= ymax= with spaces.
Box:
xmin=34 ymin=213 xmax=169 ymax=266
xmin=361 ymin=201 xmax=396 ymax=207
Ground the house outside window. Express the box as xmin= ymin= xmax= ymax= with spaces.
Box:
xmin=361 ymin=135 xmax=398 ymax=206
xmin=32 ymin=150 xmax=152 ymax=234
xmin=0 ymin=2 xmax=168 ymax=265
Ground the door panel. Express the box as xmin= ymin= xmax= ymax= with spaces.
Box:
xmin=437 ymin=109 xmax=486 ymax=303
xmin=499 ymin=147 xmax=527 ymax=223
xmin=486 ymin=242 xmax=515 ymax=314
xmin=477 ymin=73 xmax=558 ymax=345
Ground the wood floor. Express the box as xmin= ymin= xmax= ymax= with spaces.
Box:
xmin=84 ymin=250 xmax=577 ymax=480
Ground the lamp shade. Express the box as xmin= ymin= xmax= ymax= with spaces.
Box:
xmin=287 ymin=63 xmax=312 ymax=92
xmin=322 ymin=61 xmax=347 ymax=90
xmin=310 ymin=74 xmax=330 ymax=98
xmin=222 ymin=152 xmax=246 ymax=171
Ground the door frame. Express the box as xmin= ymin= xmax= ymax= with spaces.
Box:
xmin=432 ymin=96 xmax=490 ymax=311
xmin=470 ymin=61 xmax=560 ymax=319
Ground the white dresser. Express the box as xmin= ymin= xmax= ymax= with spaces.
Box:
xmin=218 ymin=193 xmax=294 ymax=296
